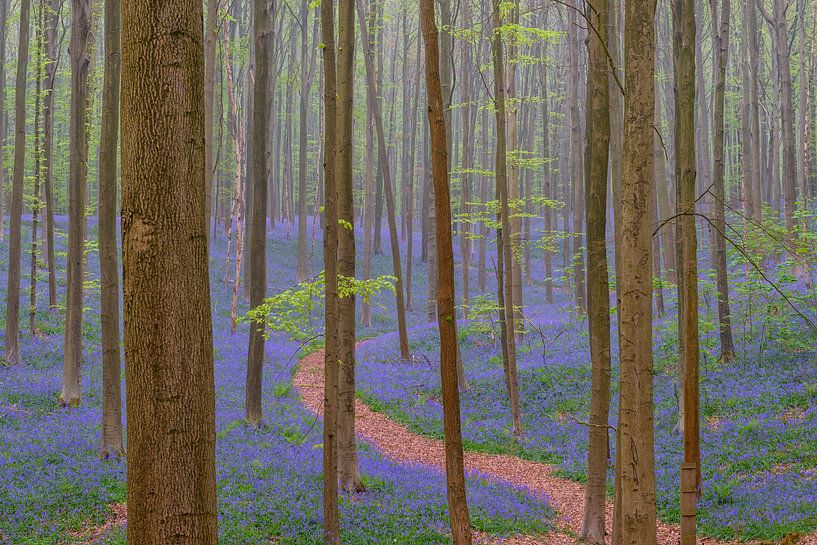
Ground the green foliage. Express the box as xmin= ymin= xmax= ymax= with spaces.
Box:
xmin=242 ymin=271 xmax=396 ymax=347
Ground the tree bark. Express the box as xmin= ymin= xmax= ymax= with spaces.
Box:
xmin=492 ymin=0 xmax=522 ymax=437
xmin=709 ymin=0 xmax=735 ymax=360
xmin=580 ymin=0 xmax=611 ymax=538
xmin=355 ymin=0 xmax=410 ymax=360
xmin=61 ymin=0 xmax=93 ymax=407
xmin=245 ymin=0 xmax=272 ymax=428
xmin=618 ymin=0 xmax=659 ymax=540
xmin=4 ymin=0 xmax=31 ymax=367
xmin=98 ymin=0 xmax=124 ymax=458
xmin=336 ymin=0 xmax=361 ymax=493
xmin=121 ymin=0 xmax=219 ymax=541
xmin=43 ymin=0 xmax=59 ymax=310
xmin=419 ymin=2 xmax=473 ymax=543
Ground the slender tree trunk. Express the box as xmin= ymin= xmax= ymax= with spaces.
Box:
xmin=29 ymin=1 xmax=44 ymax=336
xmin=0 ymin=0 xmax=6 ymax=244
xmin=459 ymin=0 xmax=473 ymax=317
xmin=204 ymin=0 xmax=220 ymax=237
xmin=98 ymin=0 xmax=124 ymax=458
xmin=4 ymin=0 xmax=31 ymax=367
xmin=61 ymin=0 xmax=93 ymax=406
xmin=580 ymin=0 xmax=611 ymax=537
xmin=568 ymin=2 xmax=586 ymax=313
xmin=492 ymin=0 xmax=522 ymax=437
xmin=245 ymin=0 xmax=272 ymax=428
xmin=355 ymin=0 xmax=410 ymax=359
xmin=336 ymin=0 xmax=361 ymax=492
xmin=673 ymin=0 xmax=702 ymax=532
xmin=121 ymin=0 xmax=219 ymax=541
xmin=296 ymin=0 xmax=310 ymax=282
xmin=617 ymin=0 xmax=658 ymax=540
xmin=321 ymin=0 xmax=340 ymax=540
xmin=42 ymin=0 xmax=58 ymax=310
xmin=419 ymin=2 xmax=472 ymax=542
xmin=710 ymin=0 xmax=735 ymax=360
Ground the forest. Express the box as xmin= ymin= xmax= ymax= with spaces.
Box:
xmin=0 ymin=0 xmax=815 ymax=543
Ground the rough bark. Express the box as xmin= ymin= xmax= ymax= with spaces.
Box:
xmin=99 ymin=0 xmax=124 ymax=458
xmin=121 ymin=0 xmax=219 ymax=541
xmin=618 ymin=0 xmax=659 ymax=540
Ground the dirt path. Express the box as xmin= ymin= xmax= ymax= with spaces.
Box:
xmin=295 ymin=345 xmax=780 ymax=545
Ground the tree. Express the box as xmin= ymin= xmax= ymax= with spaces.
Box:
xmin=43 ymin=0 xmax=59 ymax=310
xmin=246 ymin=0 xmax=272 ymax=428
xmin=673 ymin=0 xmax=702 ymax=533
xmin=4 ymin=0 xmax=31 ymax=367
xmin=121 ymin=0 xmax=219 ymax=541
xmin=492 ymin=0 xmax=522 ymax=437
xmin=204 ymin=0 xmax=220 ymax=237
xmin=419 ymin=2 xmax=473 ymax=543
xmin=0 ymin=0 xmax=7 ymax=244
xmin=580 ymin=0 xmax=612 ymax=537
xmin=320 ymin=0 xmax=340 ymax=540
xmin=99 ymin=0 xmax=124 ymax=457
xmin=60 ymin=0 xmax=93 ymax=407
xmin=336 ymin=0 xmax=361 ymax=493
xmin=709 ymin=0 xmax=735 ymax=360
xmin=355 ymin=0 xmax=410 ymax=360
xmin=616 ymin=0 xmax=658 ymax=540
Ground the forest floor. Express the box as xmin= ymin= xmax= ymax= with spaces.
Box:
xmin=297 ymin=343 xmax=718 ymax=545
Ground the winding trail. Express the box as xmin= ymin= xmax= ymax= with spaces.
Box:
xmin=295 ymin=344 xmax=757 ymax=545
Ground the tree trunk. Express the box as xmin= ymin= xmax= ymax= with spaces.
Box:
xmin=61 ymin=0 xmax=93 ymax=407
xmin=296 ymin=0 xmax=310 ymax=282
xmin=245 ymin=0 xmax=272 ymax=428
xmin=492 ymin=0 xmax=522 ymax=437
xmin=336 ymin=0 xmax=362 ymax=493
xmin=673 ymin=0 xmax=702 ymax=520
xmin=710 ymin=0 xmax=735 ymax=360
xmin=42 ymin=0 xmax=58 ymax=310
xmin=419 ymin=3 xmax=473 ymax=543
xmin=4 ymin=0 xmax=31 ymax=367
xmin=98 ymin=0 xmax=124 ymax=458
xmin=580 ymin=0 xmax=611 ymax=538
xmin=204 ymin=0 xmax=219 ymax=237
xmin=321 ymin=0 xmax=340 ymax=540
xmin=121 ymin=0 xmax=219 ymax=541
xmin=568 ymin=2 xmax=586 ymax=313
xmin=618 ymin=0 xmax=658 ymax=540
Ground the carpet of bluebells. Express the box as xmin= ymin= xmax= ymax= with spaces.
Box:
xmin=0 ymin=218 xmax=554 ymax=544
xmin=357 ymin=254 xmax=817 ymax=541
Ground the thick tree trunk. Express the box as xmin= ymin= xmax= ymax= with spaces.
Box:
xmin=419 ymin=3 xmax=473 ymax=543
xmin=618 ymin=0 xmax=658 ymax=540
xmin=336 ymin=0 xmax=361 ymax=493
xmin=121 ymin=0 xmax=219 ymax=541
xmin=580 ymin=0 xmax=611 ymax=538
xmin=61 ymin=0 xmax=93 ymax=407
xmin=98 ymin=0 xmax=124 ymax=458
xmin=245 ymin=0 xmax=272 ymax=428
xmin=4 ymin=0 xmax=31 ymax=367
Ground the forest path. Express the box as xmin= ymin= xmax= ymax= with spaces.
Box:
xmin=296 ymin=344 xmax=729 ymax=545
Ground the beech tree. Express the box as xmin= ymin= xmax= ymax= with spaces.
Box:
xmin=121 ymin=0 xmax=219 ymax=541
xmin=615 ymin=0 xmax=658 ymax=540
xmin=99 ymin=0 xmax=124 ymax=457
xmin=4 ymin=0 xmax=30 ymax=367
xmin=420 ymin=0 xmax=472 ymax=542
xmin=60 ymin=0 xmax=93 ymax=408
